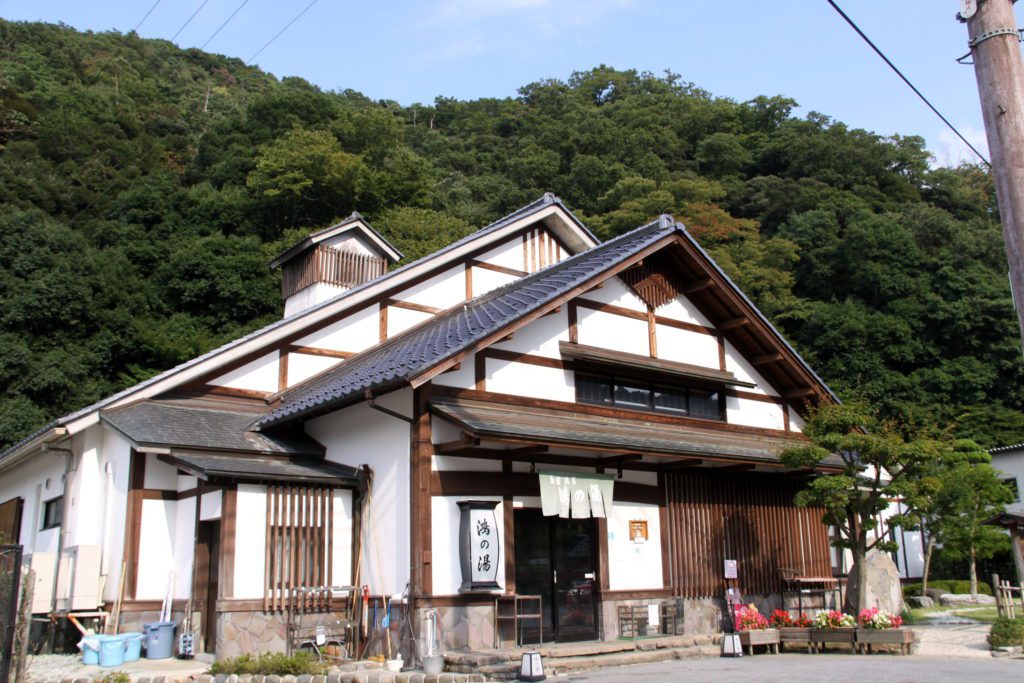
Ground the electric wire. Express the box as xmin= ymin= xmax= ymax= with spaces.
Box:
xmin=200 ymin=0 xmax=251 ymax=51
xmin=825 ymin=0 xmax=991 ymax=167
xmin=247 ymin=0 xmax=319 ymax=63
xmin=133 ymin=0 xmax=162 ymax=33
xmin=171 ymin=0 xmax=211 ymax=42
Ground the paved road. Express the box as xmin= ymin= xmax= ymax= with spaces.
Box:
xmin=566 ymin=653 xmax=1023 ymax=682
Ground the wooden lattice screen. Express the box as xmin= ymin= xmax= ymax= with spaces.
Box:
xmin=265 ymin=485 xmax=335 ymax=612
xmin=281 ymin=245 xmax=387 ymax=299
xmin=665 ymin=470 xmax=833 ymax=598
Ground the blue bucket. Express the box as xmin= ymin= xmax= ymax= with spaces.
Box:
xmin=123 ymin=632 xmax=143 ymax=662
xmin=79 ymin=636 xmax=101 ymax=665
xmin=99 ymin=635 xmax=127 ymax=667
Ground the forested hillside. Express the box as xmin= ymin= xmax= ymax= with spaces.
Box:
xmin=1 ymin=20 xmax=1022 ymax=450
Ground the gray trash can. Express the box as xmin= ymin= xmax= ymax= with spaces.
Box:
xmin=143 ymin=622 xmax=176 ymax=659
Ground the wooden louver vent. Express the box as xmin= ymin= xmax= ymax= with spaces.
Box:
xmin=281 ymin=244 xmax=387 ymax=299
xmin=618 ymin=253 xmax=688 ymax=310
xmin=265 ymin=485 xmax=335 ymax=612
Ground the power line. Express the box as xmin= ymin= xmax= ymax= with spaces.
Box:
xmin=825 ymin=0 xmax=991 ymax=167
xmin=133 ymin=0 xmax=162 ymax=33
xmin=200 ymin=0 xmax=251 ymax=51
xmin=171 ymin=0 xmax=211 ymax=42
xmin=247 ymin=0 xmax=319 ymax=64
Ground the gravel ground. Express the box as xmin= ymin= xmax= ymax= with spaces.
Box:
xmin=912 ymin=623 xmax=992 ymax=658
xmin=21 ymin=653 xmax=209 ymax=683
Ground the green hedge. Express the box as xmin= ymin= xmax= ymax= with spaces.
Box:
xmin=208 ymin=652 xmax=327 ymax=676
xmin=902 ymin=580 xmax=992 ymax=597
xmin=989 ymin=617 xmax=1024 ymax=649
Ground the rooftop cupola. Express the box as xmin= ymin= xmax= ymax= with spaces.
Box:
xmin=270 ymin=212 xmax=402 ymax=317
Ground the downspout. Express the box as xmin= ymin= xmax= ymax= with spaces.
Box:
xmin=42 ymin=443 xmax=74 ymax=646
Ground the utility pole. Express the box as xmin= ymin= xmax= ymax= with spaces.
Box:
xmin=961 ymin=0 xmax=1024 ymax=346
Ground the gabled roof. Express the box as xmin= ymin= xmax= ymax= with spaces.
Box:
xmin=256 ymin=218 xmax=677 ymax=429
xmin=0 ymin=194 xmax=594 ymax=465
xmin=989 ymin=443 xmax=1024 ymax=454
xmin=256 ymin=214 xmax=841 ymax=431
xmin=269 ymin=211 xmax=403 ymax=268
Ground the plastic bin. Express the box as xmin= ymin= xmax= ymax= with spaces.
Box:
xmin=99 ymin=635 xmax=127 ymax=667
xmin=79 ymin=636 xmax=101 ymax=665
xmin=143 ymin=621 xmax=176 ymax=659
xmin=123 ymin=632 xmax=144 ymax=662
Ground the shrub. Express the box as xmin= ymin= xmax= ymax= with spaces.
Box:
xmin=99 ymin=673 xmax=130 ymax=683
xmin=902 ymin=580 xmax=992 ymax=597
xmin=988 ymin=617 xmax=1024 ymax=649
xmin=208 ymin=652 xmax=327 ymax=676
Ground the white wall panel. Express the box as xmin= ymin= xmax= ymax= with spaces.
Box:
xmin=576 ymin=307 xmax=649 ymax=356
xmin=471 ymin=267 xmax=518 ymax=296
xmin=331 ymin=489 xmax=354 ymax=587
xmin=431 ymin=352 xmax=476 ymax=389
xmin=486 ymin=359 xmax=575 ymax=402
xmin=655 ymin=325 xmax=719 ymax=368
xmin=726 ymin=397 xmax=786 ymax=431
xmin=136 ymin=499 xmax=176 ymax=600
xmin=387 ymin=306 xmax=432 ymax=337
xmin=143 ymin=454 xmax=178 ymax=491
xmin=656 ymin=295 xmax=713 ymax=327
xmin=233 ymin=484 xmax=267 ymax=599
xmin=431 ymin=495 xmax=505 ymax=595
xmin=394 ymin=267 xmax=464 ymax=310
xmin=294 ymin=304 xmax=379 ymax=352
xmin=208 ymin=352 xmax=279 ymax=393
xmin=607 ymin=502 xmax=664 ymax=590
xmin=287 ymin=352 xmax=342 ymax=387
xmin=724 ymin=341 xmax=779 ymax=396
xmin=173 ymin=496 xmax=195 ymax=599
xmin=491 ymin=311 xmax=567 ymax=358
xmin=578 ymin=278 xmax=646 ymax=312
xmin=200 ymin=490 xmax=222 ymax=521
xmin=477 ymin=239 xmax=526 ymax=272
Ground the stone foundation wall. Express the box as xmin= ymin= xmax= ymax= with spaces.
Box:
xmin=417 ymin=605 xmax=495 ymax=651
xmin=217 ymin=610 xmax=353 ymax=660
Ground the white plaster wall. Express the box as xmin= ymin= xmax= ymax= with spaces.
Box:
xmin=144 ymin=454 xmax=178 ymax=491
xmin=332 ymin=489 xmax=354 ymax=587
xmin=491 ymin=310 xmax=568 ymax=358
xmin=578 ymin=278 xmax=646 ymax=312
xmin=234 ymin=484 xmax=267 ymax=599
xmin=607 ymin=502 xmax=664 ymax=590
xmin=471 ymin=267 xmax=518 ymax=296
xmin=431 ymin=495 xmax=505 ymax=595
xmin=284 ymin=282 xmax=349 ymax=318
xmin=0 ymin=450 xmax=66 ymax=554
xmin=136 ymin=499 xmax=177 ymax=600
xmin=576 ymin=306 xmax=649 ymax=356
xmin=200 ymin=490 xmax=222 ymax=521
xmin=99 ymin=428 xmax=132 ymax=600
xmin=656 ymin=295 xmax=713 ymax=327
xmin=477 ymin=239 xmax=526 ymax=272
xmin=173 ymin=496 xmax=196 ymax=599
xmin=294 ymin=304 xmax=379 ymax=352
xmin=306 ymin=389 xmax=413 ymax=596
xmin=387 ymin=306 xmax=432 ymax=338
xmin=431 ymin=353 xmax=476 ymax=389
xmin=486 ymin=358 xmax=575 ymax=402
xmin=323 ymin=232 xmax=376 ymax=256
xmin=726 ymin=397 xmax=786 ymax=431
xmin=208 ymin=352 xmax=279 ymax=393
xmin=788 ymin=409 xmax=805 ymax=433
xmin=993 ymin=452 xmax=1024 ymax=506
xmin=724 ymin=341 xmax=779 ymax=397
xmin=393 ymin=267 xmax=464 ymax=310
xmin=287 ymin=352 xmax=342 ymax=387
xmin=655 ymin=325 xmax=719 ymax=368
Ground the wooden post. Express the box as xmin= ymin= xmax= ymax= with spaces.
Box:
xmin=1010 ymin=524 xmax=1024 ymax=587
xmin=962 ymin=0 xmax=1024 ymax=345
xmin=993 ymin=573 xmax=1004 ymax=618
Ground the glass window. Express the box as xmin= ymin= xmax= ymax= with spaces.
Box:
xmin=653 ymin=385 xmax=687 ymax=414
xmin=42 ymin=497 xmax=62 ymax=530
xmin=688 ymin=389 xmax=721 ymax=420
xmin=614 ymin=380 xmax=651 ymax=409
xmin=576 ymin=374 xmax=612 ymax=405
xmin=1004 ymin=477 xmax=1020 ymax=502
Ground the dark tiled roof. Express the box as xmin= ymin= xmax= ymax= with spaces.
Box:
xmin=255 ymin=217 xmax=678 ymax=429
xmin=164 ymin=451 xmax=358 ymax=485
xmin=990 ymin=443 xmax=1024 ymax=454
xmin=101 ymin=401 xmax=324 ymax=456
xmin=0 ymin=194 xmax=588 ymax=464
xmin=428 ymin=395 xmax=841 ymax=468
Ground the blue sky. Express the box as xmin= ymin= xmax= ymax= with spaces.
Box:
xmin=0 ymin=0 xmax=1003 ymax=165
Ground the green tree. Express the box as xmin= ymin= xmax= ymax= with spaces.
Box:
xmin=780 ymin=403 xmax=942 ymax=611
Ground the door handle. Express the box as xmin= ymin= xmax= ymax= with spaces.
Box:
xmin=553 ymin=570 xmax=557 ymax=583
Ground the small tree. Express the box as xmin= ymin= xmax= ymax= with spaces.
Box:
xmin=934 ymin=445 xmax=1014 ymax=596
xmin=780 ymin=403 xmax=941 ymax=612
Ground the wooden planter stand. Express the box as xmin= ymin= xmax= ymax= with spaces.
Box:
xmin=778 ymin=627 xmax=812 ymax=653
xmin=810 ymin=627 xmax=856 ymax=653
xmin=739 ymin=628 xmax=780 ymax=655
xmin=855 ymin=628 xmax=914 ymax=655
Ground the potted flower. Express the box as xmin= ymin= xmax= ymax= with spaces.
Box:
xmin=735 ymin=604 xmax=779 ymax=655
xmin=855 ymin=608 xmax=913 ymax=655
xmin=810 ymin=610 xmax=857 ymax=652
xmin=770 ymin=609 xmax=813 ymax=653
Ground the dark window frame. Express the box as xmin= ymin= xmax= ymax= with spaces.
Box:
xmin=1004 ymin=477 xmax=1020 ymax=502
xmin=41 ymin=496 xmax=62 ymax=530
xmin=573 ymin=370 xmax=726 ymax=422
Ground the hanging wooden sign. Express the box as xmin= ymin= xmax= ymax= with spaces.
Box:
xmin=628 ymin=519 xmax=648 ymax=543
xmin=458 ymin=500 xmax=501 ymax=592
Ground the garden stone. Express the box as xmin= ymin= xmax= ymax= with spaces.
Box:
xmin=296 ymin=676 xmax=311 ymax=683
xmin=939 ymin=593 xmax=996 ymax=606
xmin=906 ymin=596 xmax=934 ymax=608
xmin=848 ymin=550 xmax=902 ymax=613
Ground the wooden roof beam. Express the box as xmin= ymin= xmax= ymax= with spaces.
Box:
xmin=719 ymin=317 xmax=750 ymax=331
xmin=715 ymin=463 xmax=756 ymax=473
xmin=435 ymin=436 xmax=481 ymax=454
xmin=682 ymin=278 xmax=714 ymax=294
xmin=751 ymin=353 xmax=784 ymax=366
xmin=782 ymin=387 xmax=816 ymax=399
xmin=660 ymin=458 xmax=703 ymax=471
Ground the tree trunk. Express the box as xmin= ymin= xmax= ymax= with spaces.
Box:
xmin=921 ymin=534 xmax=936 ymax=597
xmin=969 ymin=545 xmax=978 ymax=597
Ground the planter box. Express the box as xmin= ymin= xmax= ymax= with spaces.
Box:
xmin=810 ymin=627 xmax=856 ymax=653
xmin=778 ymin=627 xmax=812 ymax=653
xmin=739 ymin=628 xmax=780 ymax=655
xmin=856 ymin=627 xmax=914 ymax=655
